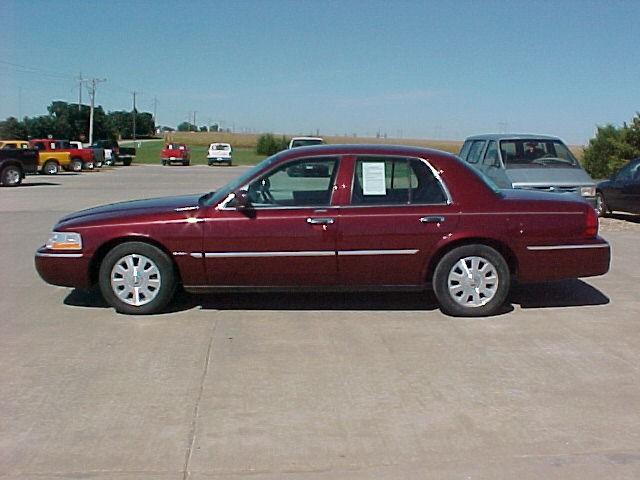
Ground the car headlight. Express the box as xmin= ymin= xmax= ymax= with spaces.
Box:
xmin=580 ymin=186 xmax=596 ymax=197
xmin=46 ymin=232 xmax=83 ymax=250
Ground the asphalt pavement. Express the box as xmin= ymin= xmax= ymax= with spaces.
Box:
xmin=1 ymin=165 xmax=639 ymax=479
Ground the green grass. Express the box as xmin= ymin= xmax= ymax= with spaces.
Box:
xmin=129 ymin=140 xmax=267 ymax=166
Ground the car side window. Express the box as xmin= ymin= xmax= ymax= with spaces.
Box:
xmin=245 ymin=156 xmax=338 ymax=208
xmin=458 ymin=141 xmax=472 ymax=161
xmin=483 ymin=141 xmax=500 ymax=166
xmin=466 ymin=140 xmax=485 ymax=164
xmin=351 ymin=156 xmax=447 ymax=205
xmin=616 ymin=162 xmax=635 ymax=181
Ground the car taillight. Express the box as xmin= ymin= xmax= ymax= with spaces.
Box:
xmin=585 ymin=206 xmax=598 ymax=237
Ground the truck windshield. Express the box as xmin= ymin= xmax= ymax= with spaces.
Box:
xmin=500 ymin=140 xmax=579 ymax=168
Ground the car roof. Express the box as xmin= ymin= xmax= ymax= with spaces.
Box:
xmin=274 ymin=143 xmax=458 ymax=161
xmin=464 ymin=133 xmax=563 ymax=142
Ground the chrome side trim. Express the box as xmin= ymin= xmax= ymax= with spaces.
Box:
xmin=190 ymin=253 xmax=204 ymax=258
xmin=204 ymin=251 xmax=335 ymax=258
xmin=526 ymin=244 xmax=609 ymax=251
xmin=338 ymin=249 xmax=419 ymax=256
xmin=36 ymin=252 xmax=83 ymax=258
xmin=174 ymin=206 xmax=199 ymax=212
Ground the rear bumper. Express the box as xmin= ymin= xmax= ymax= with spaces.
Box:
xmin=34 ymin=247 xmax=92 ymax=289
xmin=517 ymin=237 xmax=610 ymax=283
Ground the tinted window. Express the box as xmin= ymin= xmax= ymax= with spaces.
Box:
xmin=246 ymin=156 xmax=338 ymax=207
xmin=483 ymin=141 xmax=500 ymax=166
xmin=466 ymin=140 xmax=485 ymax=164
xmin=616 ymin=161 xmax=640 ymax=181
xmin=352 ymin=156 xmax=446 ymax=205
xmin=458 ymin=141 xmax=472 ymax=160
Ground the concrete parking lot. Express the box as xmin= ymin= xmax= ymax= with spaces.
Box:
xmin=1 ymin=165 xmax=639 ymax=479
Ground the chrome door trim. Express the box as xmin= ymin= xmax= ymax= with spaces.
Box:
xmin=526 ymin=244 xmax=609 ymax=251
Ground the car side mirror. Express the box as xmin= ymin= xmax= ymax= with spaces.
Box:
xmin=233 ymin=190 xmax=253 ymax=210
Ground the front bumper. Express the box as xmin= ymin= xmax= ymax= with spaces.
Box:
xmin=34 ymin=247 xmax=92 ymax=289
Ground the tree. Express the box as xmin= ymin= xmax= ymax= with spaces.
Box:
xmin=256 ymin=133 xmax=289 ymax=155
xmin=177 ymin=122 xmax=197 ymax=132
xmin=0 ymin=117 xmax=28 ymax=139
xmin=583 ymin=115 xmax=640 ymax=179
xmin=199 ymin=125 xmax=208 ymax=132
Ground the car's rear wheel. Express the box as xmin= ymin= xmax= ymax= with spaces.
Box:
xmin=123 ymin=158 xmax=132 ymax=166
xmin=42 ymin=160 xmax=58 ymax=175
xmin=433 ymin=244 xmax=510 ymax=317
xmin=596 ymin=192 xmax=610 ymax=217
xmin=99 ymin=242 xmax=176 ymax=315
xmin=71 ymin=158 xmax=83 ymax=172
xmin=1 ymin=165 xmax=22 ymax=186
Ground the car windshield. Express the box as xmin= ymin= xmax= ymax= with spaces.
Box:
xmin=292 ymin=139 xmax=323 ymax=147
xmin=500 ymin=139 xmax=579 ymax=168
xmin=200 ymin=154 xmax=279 ymax=206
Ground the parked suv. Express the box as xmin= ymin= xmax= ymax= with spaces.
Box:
xmin=459 ymin=134 xmax=596 ymax=206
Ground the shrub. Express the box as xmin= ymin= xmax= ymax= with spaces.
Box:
xmin=256 ymin=133 xmax=289 ymax=155
xmin=583 ymin=116 xmax=640 ymax=179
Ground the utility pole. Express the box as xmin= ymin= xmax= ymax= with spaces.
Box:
xmin=152 ymin=96 xmax=158 ymax=124
xmin=131 ymin=91 xmax=142 ymax=140
xmin=76 ymin=72 xmax=83 ymax=110
xmin=84 ymin=78 xmax=106 ymax=145
xmin=193 ymin=111 xmax=197 ymax=130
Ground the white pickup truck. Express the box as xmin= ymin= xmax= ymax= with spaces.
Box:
xmin=207 ymin=143 xmax=233 ymax=166
xmin=288 ymin=137 xmax=324 ymax=149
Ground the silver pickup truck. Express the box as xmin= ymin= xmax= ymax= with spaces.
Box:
xmin=458 ymin=134 xmax=596 ymax=207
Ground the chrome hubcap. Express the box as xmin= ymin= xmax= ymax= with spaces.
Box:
xmin=110 ymin=254 xmax=161 ymax=306
xmin=447 ymin=256 xmax=498 ymax=307
xmin=5 ymin=169 xmax=20 ymax=184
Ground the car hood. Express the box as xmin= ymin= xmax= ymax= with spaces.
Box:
xmin=57 ymin=193 xmax=205 ymax=226
xmin=506 ymin=167 xmax=594 ymax=186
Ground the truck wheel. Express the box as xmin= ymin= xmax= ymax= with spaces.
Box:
xmin=227 ymin=160 xmax=232 ymax=166
xmin=71 ymin=158 xmax=83 ymax=172
xmin=42 ymin=160 xmax=58 ymax=175
xmin=84 ymin=161 xmax=95 ymax=170
xmin=99 ymin=242 xmax=176 ymax=315
xmin=433 ymin=244 xmax=510 ymax=317
xmin=184 ymin=161 xmax=190 ymax=166
xmin=123 ymin=158 xmax=132 ymax=166
xmin=1 ymin=165 xmax=22 ymax=186
xmin=596 ymin=192 xmax=610 ymax=217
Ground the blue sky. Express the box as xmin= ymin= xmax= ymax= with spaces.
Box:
xmin=1 ymin=0 xmax=638 ymax=144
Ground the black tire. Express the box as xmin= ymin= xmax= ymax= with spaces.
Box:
xmin=95 ymin=160 xmax=103 ymax=168
xmin=161 ymin=160 xmax=167 ymax=166
xmin=99 ymin=242 xmax=176 ymax=315
xmin=184 ymin=161 xmax=190 ymax=166
xmin=42 ymin=160 xmax=58 ymax=175
xmin=84 ymin=161 xmax=95 ymax=170
xmin=433 ymin=244 xmax=510 ymax=317
xmin=1 ymin=164 xmax=22 ymax=186
xmin=227 ymin=160 xmax=232 ymax=166
xmin=123 ymin=158 xmax=132 ymax=166
xmin=596 ymin=191 xmax=609 ymax=217
xmin=71 ymin=158 xmax=83 ymax=172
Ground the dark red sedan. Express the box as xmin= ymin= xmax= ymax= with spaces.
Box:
xmin=35 ymin=145 xmax=610 ymax=316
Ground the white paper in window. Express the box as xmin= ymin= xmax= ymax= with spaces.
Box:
xmin=362 ymin=162 xmax=386 ymax=195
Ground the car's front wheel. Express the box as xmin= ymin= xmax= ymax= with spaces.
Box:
xmin=42 ymin=160 xmax=58 ymax=175
xmin=596 ymin=192 xmax=610 ymax=217
xmin=433 ymin=244 xmax=510 ymax=317
xmin=99 ymin=242 xmax=176 ymax=315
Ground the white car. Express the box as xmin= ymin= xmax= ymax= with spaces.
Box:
xmin=207 ymin=143 xmax=233 ymax=166
xmin=288 ymin=136 xmax=324 ymax=149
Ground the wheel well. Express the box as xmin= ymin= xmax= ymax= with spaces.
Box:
xmin=425 ymin=237 xmax=519 ymax=283
xmin=1 ymin=160 xmax=24 ymax=172
xmin=44 ymin=158 xmax=59 ymax=165
xmin=88 ymin=236 xmax=182 ymax=286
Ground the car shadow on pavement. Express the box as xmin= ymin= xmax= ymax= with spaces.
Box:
xmin=19 ymin=182 xmax=60 ymax=187
xmin=64 ymin=280 xmax=606 ymax=315
xmin=510 ymin=279 xmax=609 ymax=309
xmin=607 ymin=213 xmax=640 ymax=223
xmin=178 ymin=290 xmax=441 ymax=312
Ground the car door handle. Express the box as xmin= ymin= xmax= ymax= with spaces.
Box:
xmin=306 ymin=217 xmax=335 ymax=225
xmin=419 ymin=216 xmax=445 ymax=224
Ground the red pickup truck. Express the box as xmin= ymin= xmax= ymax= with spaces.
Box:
xmin=30 ymin=139 xmax=95 ymax=171
xmin=161 ymin=143 xmax=190 ymax=166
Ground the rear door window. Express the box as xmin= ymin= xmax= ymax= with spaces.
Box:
xmin=352 ymin=156 xmax=447 ymax=205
